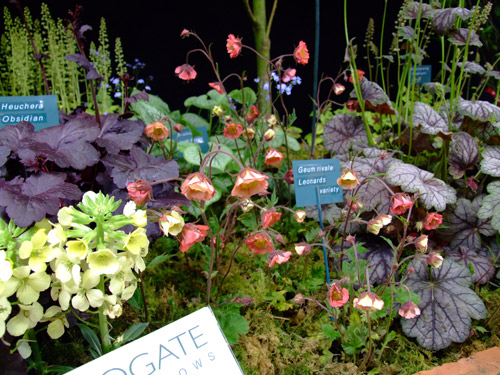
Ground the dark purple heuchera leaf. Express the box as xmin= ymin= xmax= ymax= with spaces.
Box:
xmin=398 ymin=26 xmax=415 ymax=41
xmin=477 ymin=181 xmax=500 ymax=232
xmin=403 ymin=2 xmax=434 ymax=19
xmin=102 ymin=146 xmax=179 ymax=189
xmin=125 ymin=90 xmax=149 ymax=104
xmin=323 ymin=114 xmax=368 ymax=154
xmin=458 ymin=99 xmax=500 ymax=122
xmin=0 ymin=146 xmax=10 ymax=168
xmin=448 ymin=28 xmax=482 ymax=47
xmin=446 ymin=246 xmax=495 ymax=284
xmin=456 ymin=61 xmax=486 ymax=75
xmin=448 ymin=132 xmax=478 ymax=179
xmin=96 ymin=114 xmax=144 ymax=155
xmin=431 ymin=7 xmax=472 ymax=35
xmin=413 ymin=102 xmax=450 ymax=135
xmin=17 ymin=117 xmax=100 ymax=170
xmin=358 ymin=235 xmax=394 ymax=285
xmin=0 ymin=121 xmax=35 ymax=152
xmin=480 ymin=146 xmax=500 ymax=177
xmin=440 ymin=197 xmax=495 ymax=252
xmin=65 ymin=53 xmax=103 ymax=81
xmin=0 ymin=173 xmax=81 ymax=227
xmin=385 ymin=161 xmax=456 ymax=211
xmin=343 ymin=156 xmax=393 ymax=213
xmin=359 ymin=79 xmax=396 ymax=115
xmin=149 ymin=182 xmax=190 ymax=209
xmin=401 ymin=259 xmax=487 ymax=350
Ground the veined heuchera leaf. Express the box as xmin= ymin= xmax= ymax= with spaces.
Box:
xmin=0 ymin=121 xmax=35 ymax=152
xmin=448 ymin=132 xmax=478 ymax=179
xmin=448 ymin=28 xmax=482 ymax=47
xmin=0 ymin=173 xmax=81 ymax=227
xmin=359 ymin=79 xmax=396 ymax=115
xmin=446 ymin=246 xmax=495 ymax=285
xmin=457 ymin=99 xmax=500 ymax=122
xmin=440 ymin=197 xmax=495 ymax=252
xmin=431 ymin=7 xmax=472 ymax=35
xmin=398 ymin=26 xmax=415 ymax=41
xmin=102 ymin=146 xmax=179 ymax=189
xmin=385 ymin=161 xmax=456 ymax=211
xmin=96 ymin=114 xmax=144 ymax=155
xmin=401 ymin=259 xmax=487 ymax=350
xmin=413 ymin=102 xmax=450 ymax=135
xmin=480 ymin=146 xmax=500 ymax=177
xmin=18 ymin=117 xmax=101 ymax=170
xmin=323 ymin=114 xmax=368 ymax=154
xmin=0 ymin=146 xmax=9 ymax=168
xmin=477 ymin=181 xmax=500 ymax=232
xmin=358 ymin=235 xmax=394 ymax=285
xmin=456 ymin=61 xmax=486 ymax=75
xmin=65 ymin=53 xmax=103 ymax=81
xmin=403 ymin=2 xmax=434 ymax=19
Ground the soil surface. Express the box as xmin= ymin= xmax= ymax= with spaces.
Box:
xmin=412 ymin=347 xmax=500 ymax=375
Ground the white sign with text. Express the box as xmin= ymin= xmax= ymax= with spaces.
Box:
xmin=67 ymin=307 xmax=244 ymax=375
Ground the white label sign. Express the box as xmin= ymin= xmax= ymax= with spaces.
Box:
xmin=67 ymin=307 xmax=244 ymax=375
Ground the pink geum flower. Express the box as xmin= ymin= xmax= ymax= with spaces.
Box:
xmin=180 ymin=29 xmax=190 ymax=38
xmin=144 ymin=121 xmax=169 ymax=141
xmin=231 ymin=168 xmax=269 ymax=199
xmin=175 ymin=64 xmax=197 ymax=81
xmin=294 ymin=242 xmax=311 ymax=256
xmin=390 ymin=193 xmax=413 ymax=215
xmin=328 ymin=283 xmax=349 ymax=308
xmin=423 ymin=212 xmax=443 ymax=231
xmin=415 ymin=234 xmax=428 ymax=253
xmin=245 ymin=232 xmax=274 ymax=255
xmin=426 ymin=252 xmax=444 ymax=268
xmin=294 ymin=41 xmax=309 ymax=65
xmin=179 ymin=223 xmax=209 ymax=253
xmin=398 ymin=301 xmax=421 ymax=319
xmin=264 ymin=148 xmax=284 ymax=166
xmin=337 ymin=169 xmax=359 ymax=190
xmin=174 ymin=123 xmax=183 ymax=133
xmin=223 ymin=122 xmax=244 ymax=139
xmin=267 ymin=250 xmax=292 ymax=267
xmin=349 ymin=69 xmax=365 ymax=84
xmin=261 ymin=208 xmax=282 ymax=229
xmin=334 ymin=83 xmax=346 ymax=95
xmin=282 ymin=68 xmax=296 ymax=83
xmin=226 ymin=34 xmax=242 ymax=58
xmin=209 ymin=82 xmax=224 ymax=94
xmin=353 ymin=292 xmax=384 ymax=311
xmin=367 ymin=214 xmax=392 ymax=235
xmin=245 ymin=105 xmax=260 ymax=124
xmin=127 ymin=180 xmax=153 ymax=207
xmin=180 ymin=172 xmax=215 ymax=202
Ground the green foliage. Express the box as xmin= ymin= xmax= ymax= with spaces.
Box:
xmin=213 ymin=303 xmax=249 ymax=345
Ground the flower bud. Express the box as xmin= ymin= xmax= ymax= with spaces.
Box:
xmin=264 ymin=129 xmax=275 ymax=141
xmin=212 ymin=105 xmax=224 ymax=117
xmin=294 ymin=210 xmax=307 ymax=223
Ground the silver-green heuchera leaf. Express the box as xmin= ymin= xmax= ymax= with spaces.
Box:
xmin=446 ymin=246 xmax=495 ymax=285
xmin=448 ymin=28 xmax=482 ymax=47
xmin=413 ymin=102 xmax=450 ymax=135
xmin=431 ymin=7 xmax=472 ymax=35
xmin=385 ymin=161 xmax=456 ymax=211
xmin=480 ymin=146 xmax=500 ymax=177
xmin=448 ymin=132 xmax=478 ymax=179
xmin=477 ymin=181 xmax=500 ymax=233
xmin=457 ymin=99 xmax=500 ymax=122
xmin=401 ymin=259 xmax=487 ymax=350
xmin=323 ymin=114 xmax=368 ymax=155
xmin=440 ymin=197 xmax=495 ymax=252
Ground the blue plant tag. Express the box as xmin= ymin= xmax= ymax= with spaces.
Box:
xmin=174 ymin=126 xmax=209 ymax=153
xmin=292 ymin=159 xmax=343 ymax=207
xmin=410 ymin=65 xmax=432 ymax=84
xmin=0 ymin=95 xmax=59 ymax=130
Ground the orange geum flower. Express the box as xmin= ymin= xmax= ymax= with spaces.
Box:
xmin=353 ymin=291 xmax=384 ymax=311
xmin=264 ymin=148 xmax=284 ymax=166
xmin=245 ymin=232 xmax=274 ymax=255
xmin=334 ymin=83 xmax=346 ymax=95
xmin=231 ymin=168 xmax=269 ymax=199
xmin=337 ymin=169 xmax=359 ymax=190
xmin=245 ymin=105 xmax=260 ymax=124
xmin=180 ymin=172 xmax=215 ymax=202
xmin=282 ymin=68 xmax=296 ymax=83
xmin=175 ymin=64 xmax=197 ymax=81
xmin=209 ymin=82 xmax=224 ymax=94
xmin=223 ymin=122 xmax=243 ymax=139
xmin=423 ymin=212 xmax=443 ymax=231
xmin=144 ymin=121 xmax=169 ymax=142
xmin=126 ymin=180 xmax=153 ymax=207
xmin=349 ymin=69 xmax=365 ymax=84
xmin=178 ymin=223 xmax=209 ymax=253
xmin=226 ymin=34 xmax=242 ymax=58
xmin=261 ymin=208 xmax=282 ymax=229
xmin=267 ymin=250 xmax=292 ymax=267
xmin=390 ymin=193 xmax=414 ymax=215
xmin=328 ymin=283 xmax=349 ymax=308
xmin=294 ymin=41 xmax=309 ymax=65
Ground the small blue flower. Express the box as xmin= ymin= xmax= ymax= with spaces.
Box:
xmin=137 ymin=78 xmax=145 ymax=84
xmin=292 ymin=76 xmax=302 ymax=85
xmin=263 ymin=82 xmax=270 ymax=92
xmin=114 ymin=92 xmax=122 ymax=98
xmin=145 ymin=85 xmax=151 ymax=91
xmin=271 ymin=72 xmax=280 ymax=82
xmin=111 ymin=78 xmax=120 ymax=85
xmin=254 ymin=77 xmax=260 ymax=83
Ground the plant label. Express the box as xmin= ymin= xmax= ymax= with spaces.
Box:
xmin=66 ymin=307 xmax=243 ymax=375
xmin=0 ymin=95 xmax=59 ymax=130
xmin=410 ymin=65 xmax=432 ymax=84
xmin=174 ymin=126 xmax=209 ymax=153
xmin=292 ymin=159 xmax=343 ymax=207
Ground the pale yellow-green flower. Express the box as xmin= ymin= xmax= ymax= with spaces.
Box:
xmin=71 ymin=269 xmax=103 ymax=311
xmin=0 ymin=251 xmax=13 ymax=282
xmin=124 ymin=228 xmax=149 ymax=255
xmin=42 ymin=306 xmax=69 ymax=339
xmin=50 ymin=275 xmax=79 ymax=311
xmin=66 ymin=238 xmax=89 ymax=259
xmin=11 ymin=266 xmax=51 ymax=304
xmin=159 ymin=211 xmax=185 ymax=236
xmin=52 ymin=252 xmax=82 ymax=285
xmin=57 ymin=207 xmax=75 ymax=226
xmin=19 ymin=229 xmax=58 ymax=272
xmin=0 ymin=296 xmax=12 ymax=337
xmin=17 ymin=339 xmax=32 ymax=359
xmin=123 ymin=201 xmax=148 ymax=227
xmin=47 ymin=223 xmax=67 ymax=246
xmin=108 ymin=256 xmax=136 ymax=296
xmin=6 ymin=301 xmax=43 ymax=337
xmin=87 ymin=249 xmax=119 ymax=275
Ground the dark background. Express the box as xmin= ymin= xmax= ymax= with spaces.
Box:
xmin=5 ymin=0 xmax=399 ymax=129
